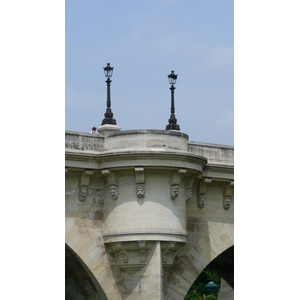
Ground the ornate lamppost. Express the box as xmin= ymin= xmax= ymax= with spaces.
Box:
xmin=166 ymin=70 xmax=180 ymax=130
xmin=101 ymin=63 xmax=117 ymax=125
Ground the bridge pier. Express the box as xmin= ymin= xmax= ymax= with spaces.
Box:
xmin=121 ymin=241 xmax=164 ymax=299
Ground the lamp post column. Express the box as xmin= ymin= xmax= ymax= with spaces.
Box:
xmin=170 ymin=84 xmax=175 ymax=115
xmin=102 ymin=63 xmax=117 ymax=125
xmin=106 ymin=77 xmax=111 ymax=110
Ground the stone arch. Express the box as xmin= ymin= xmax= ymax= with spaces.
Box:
xmin=65 ymin=217 xmax=123 ymax=300
xmin=166 ymin=221 xmax=234 ymax=299
xmin=66 ymin=244 xmax=108 ymax=299
xmin=205 ymin=245 xmax=234 ymax=289
xmin=182 ymin=246 xmax=234 ymax=300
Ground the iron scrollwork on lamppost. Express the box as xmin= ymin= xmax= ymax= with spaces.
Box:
xmin=102 ymin=63 xmax=117 ymax=125
xmin=166 ymin=70 xmax=180 ymax=131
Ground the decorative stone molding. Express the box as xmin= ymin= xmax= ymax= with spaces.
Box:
xmin=170 ymin=184 xmax=179 ymax=200
xmin=136 ymin=184 xmax=145 ymax=198
xmin=109 ymin=185 xmax=119 ymax=200
xmin=78 ymin=170 xmax=93 ymax=201
xmin=223 ymin=196 xmax=231 ymax=210
xmin=169 ymin=169 xmax=186 ymax=200
xmin=196 ymin=177 xmax=211 ymax=209
xmin=161 ymin=241 xmax=185 ymax=274
xmin=135 ymin=167 xmax=145 ymax=198
xmin=162 ymin=242 xmax=176 ymax=263
xmin=78 ymin=186 xmax=88 ymax=202
xmin=223 ymin=181 xmax=234 ymax=210
xmin=197 ymin=194 xmax=206 ymax=209
xmin=185 ymin=177 xmax=195 ymax=202
xmin=112 ymin=241 xmax=147 ymax=274
xmin=185 ymin=188 xmax=193 ymax=202
xmin=115 ymin=242 xmax=128 ymax=263
xmin=138 ymin=241 xmax=147 ymax=262
xmin=108 ymin=240 xmax=184 ymax=275
xmin=102 ymin=169 xmax=119 ymax=200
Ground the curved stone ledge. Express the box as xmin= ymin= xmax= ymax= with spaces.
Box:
xmin=66 ymin=151 xmax=208 ymax=174
xmin=96 ymin=151 xmax=207 ymax=172
xmin=103 ymin=231 xmax=187 ymax=244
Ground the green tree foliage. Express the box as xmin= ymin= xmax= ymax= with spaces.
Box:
xmin=184 ymin=268 xmax=221 ymax=300
xmin=205 ymin=295 xmax=218 ymax=300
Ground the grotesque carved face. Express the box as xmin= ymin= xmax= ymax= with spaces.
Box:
xmin=223 ymin=196 xmax=231 ymax=209
xmin=197 ymin=194 xmax=206 ymax=209
xmin=185 ymin=188 xmax=193 ymax=202
xmin=170 ymin=184 xmax=179 ymax=199
xmin=109 ymin=185 xmax=119 ymax=200
xmin=136 ymin=184 xmax=145 ymax=198
xmin=78 ymin=186 xmax=88 ymax=201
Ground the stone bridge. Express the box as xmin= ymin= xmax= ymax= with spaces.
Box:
xmin=65 ymin=125 xmax=234 ymax=299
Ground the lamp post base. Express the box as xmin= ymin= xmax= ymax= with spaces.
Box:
xmin=166 ymin=115 xmax=180 ymax=130
xmin=101 ymin=108 xmax=117 ymax=125
xmin=97 ymin=124 xmax=121 ymax=136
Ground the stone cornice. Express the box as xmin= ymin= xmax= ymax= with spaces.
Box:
xmin=103 ymin=230 xmax=187 ymax=244
xmin=188 ymin=140 xmax=234 ymax=149
xmin=203 ymin=164 xmax=234 ymax=181
xmin=66 ymin=150 xmax=207 ymax=173
xmin=65 ymin=152 xmax=234 ymax=183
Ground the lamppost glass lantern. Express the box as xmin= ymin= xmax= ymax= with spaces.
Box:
xmin=168 ymin=70 xmax=178 ymax=85
xmin=103 ymin=63 xmax=114 ymax=78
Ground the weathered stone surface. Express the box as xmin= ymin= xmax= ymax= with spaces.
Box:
xmin=65 ymin=130 xmax=234 ymax=299
xmin=188 ymin=141 xmax=234 ymax=166
xmin=218 ymin=278 xmax=234 ymax=300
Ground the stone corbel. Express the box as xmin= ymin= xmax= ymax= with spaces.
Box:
xmin=102 ymin=169 xmax=119 ymax=200
xmin=185 ymin=177 xmax=195 ymax=202
xmin=162 ymin=242 xmax=176 ymax=263
xmin=223 ymin=181 xmax=234 ymax=209
xmin=196 ymin=177 xmax=211 ymax=208
xmin=138 ymin=241 xmax=147 ymax=262
xmin=78 ymin=170 xmax=94 ymax=201
xmin=169 ymin=169 xmax=186 ymax=200
xmin=135 ymin=167 xmax=145 ymax=198
xmin=115 ymin=242 xmax=128 ymax=263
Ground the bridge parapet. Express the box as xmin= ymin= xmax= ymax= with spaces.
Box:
xmin=65 ymin=130 xmax=105 ymax=153
xmin=65 ymin=130 xmax=234 ymax=166
xmin=188 ymin=141 xmax=234 ymax=166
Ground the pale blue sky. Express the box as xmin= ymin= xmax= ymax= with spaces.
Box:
xmin=65 ymin=0 xmax=234 ymax=145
